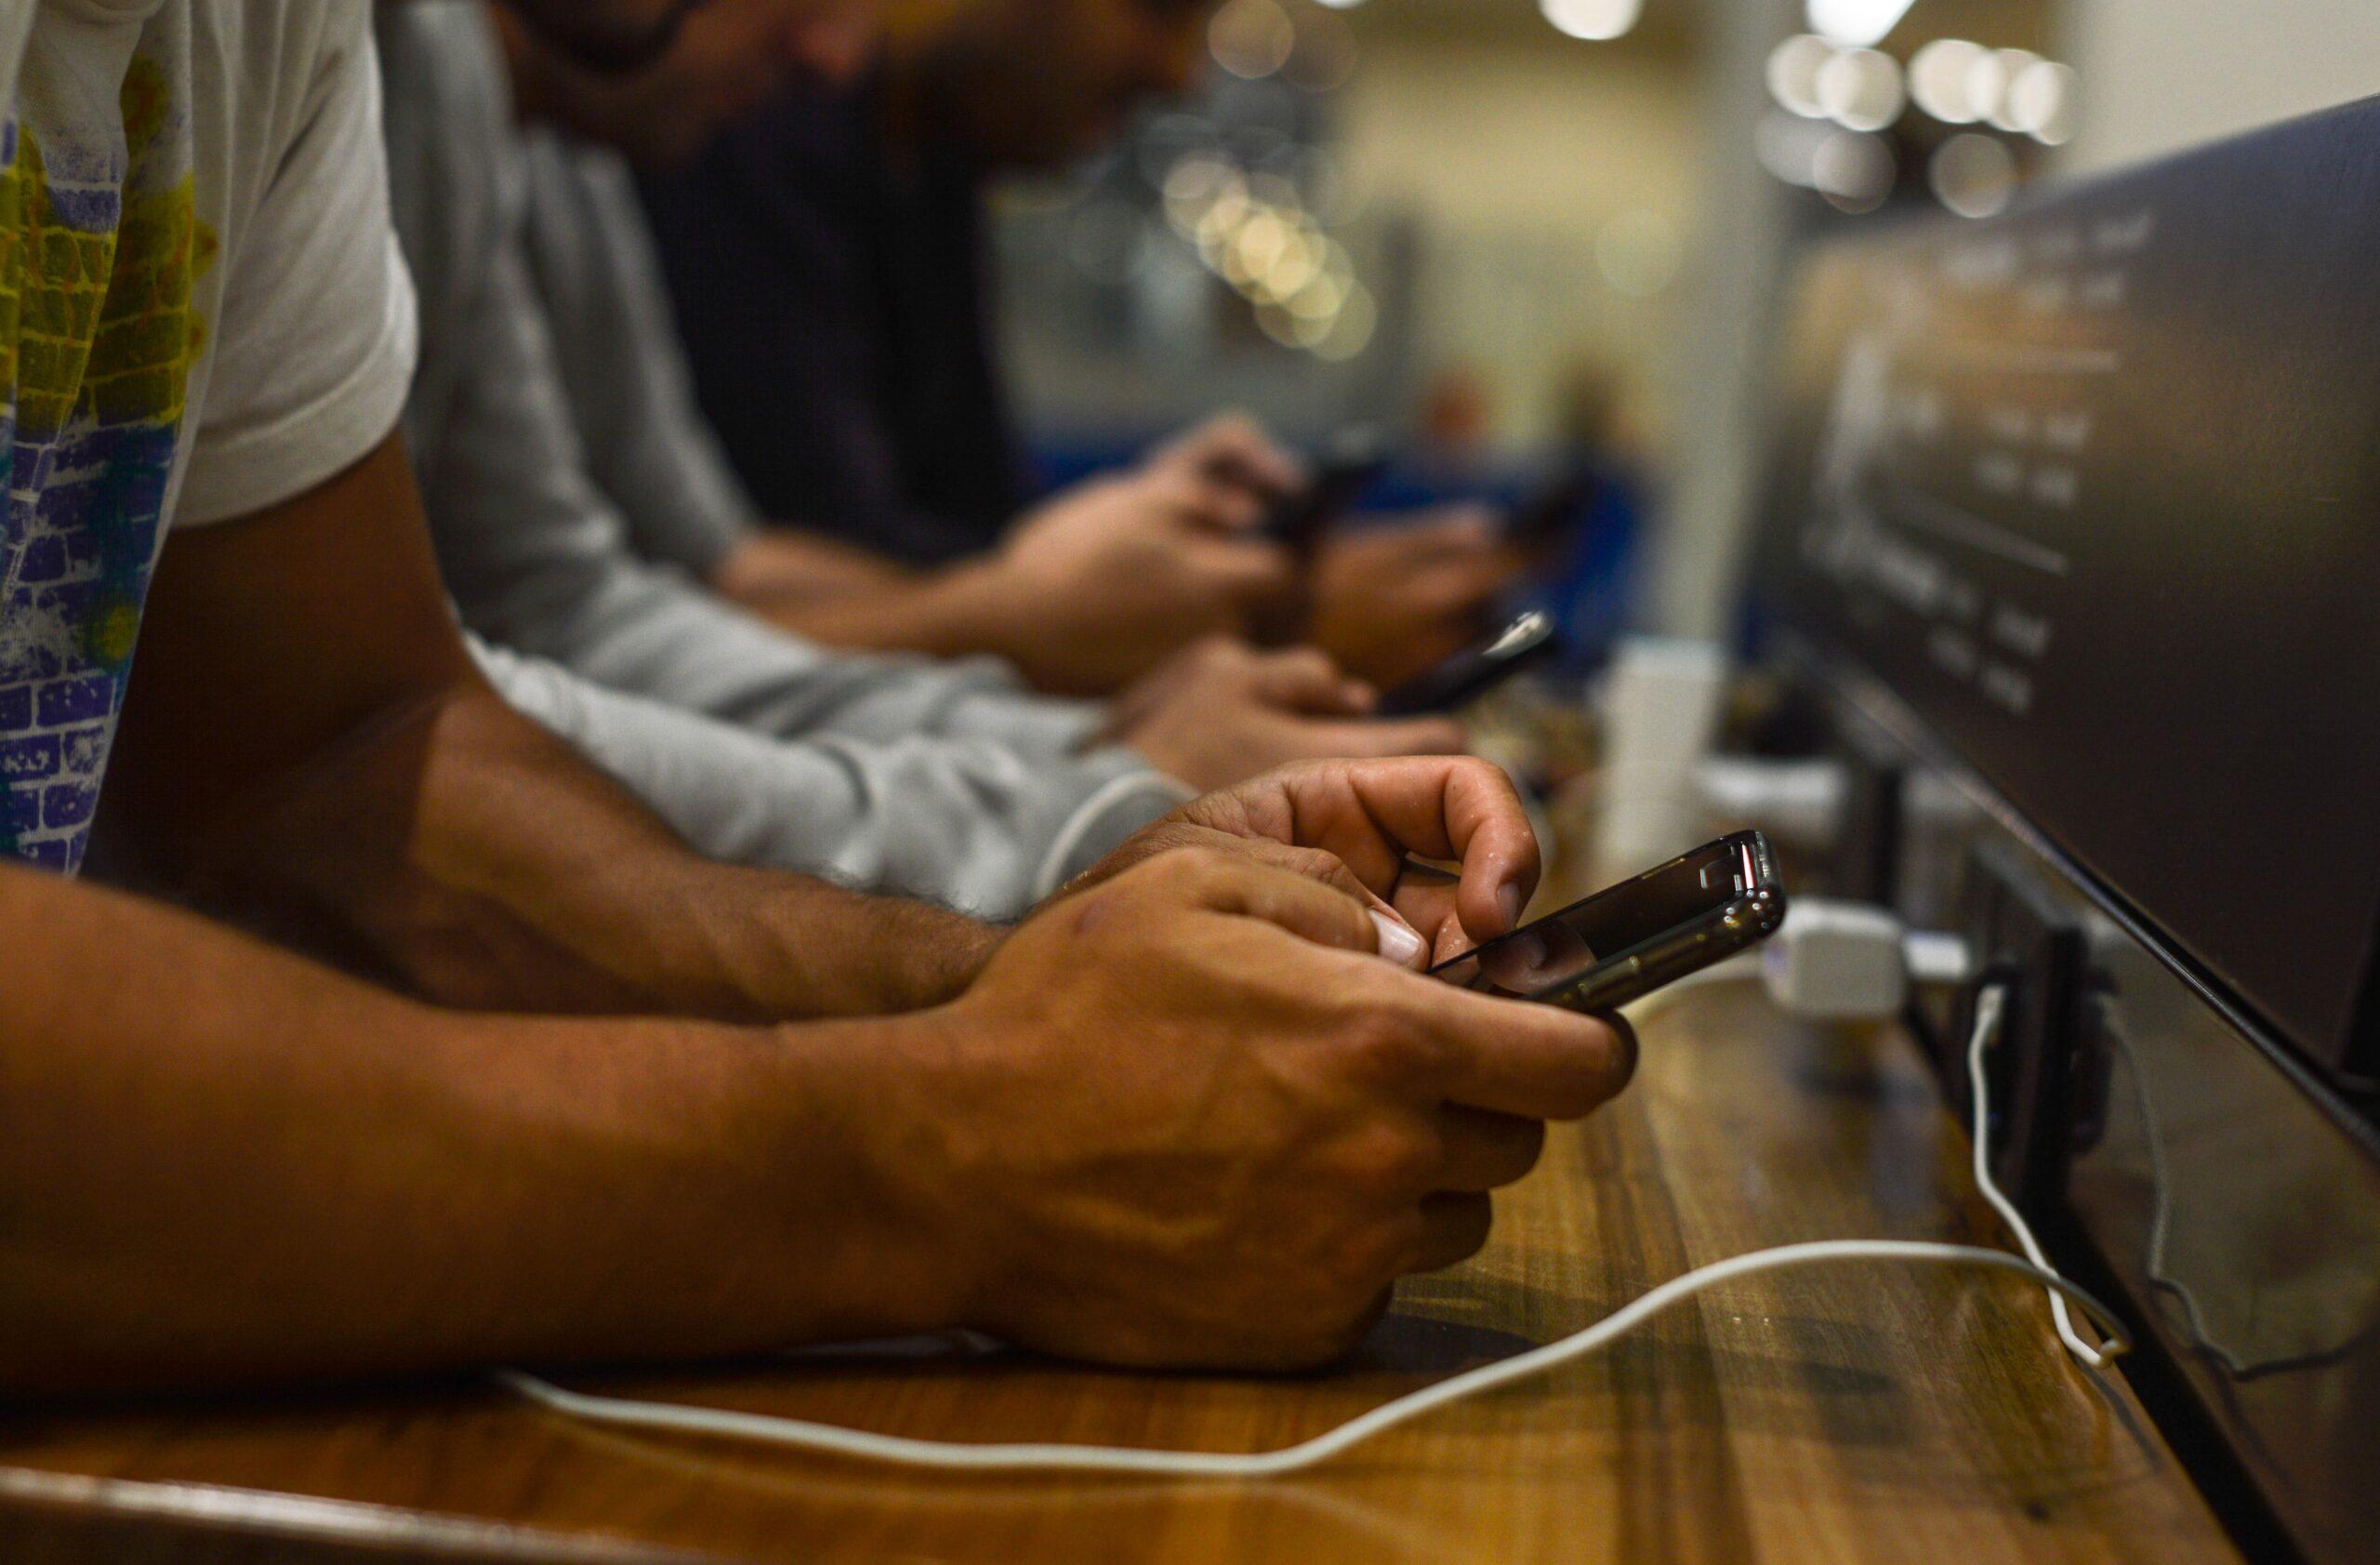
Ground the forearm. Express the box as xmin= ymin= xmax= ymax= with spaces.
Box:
xmin=732 ymin=552 xmax=1045 ymax=670
xmin=0 ymin=866 xmax=970 ymax=1399
xmin=142 ymin=678 xmax=998 ymax=1021
xmin=116 ymin=437 xmax=997 ymax=1023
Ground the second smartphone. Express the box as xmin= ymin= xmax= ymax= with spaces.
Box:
xmin=1374 ymin=610 xmax=1561 ymax=716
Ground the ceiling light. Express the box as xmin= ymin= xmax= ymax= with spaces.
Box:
xmin=1817 ymin=47 xmax=1906 ymax=132
xmin=1767 ymin=34 xmax=1835 ymax=118
xmin=1806 ymin=0 xmax=1918 ymax=49
xmin=1541 ymin=0 xmax=1645 ymax=43
xmin=1909 ymin=39 xmax=1986 ymax=124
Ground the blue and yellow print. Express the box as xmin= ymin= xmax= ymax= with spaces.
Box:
xmin=0 ymin=58 xmax=216 ymax=873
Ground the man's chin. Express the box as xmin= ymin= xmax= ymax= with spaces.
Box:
xmin=506 ymin=0 xmax=706 ymax=73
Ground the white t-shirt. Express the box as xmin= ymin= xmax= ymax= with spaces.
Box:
xmin=0 ymin=0 xmax=416 ymax=874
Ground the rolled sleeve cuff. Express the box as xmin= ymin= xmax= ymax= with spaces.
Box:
xmin=174 ymin=235 xmax=420 ymax=527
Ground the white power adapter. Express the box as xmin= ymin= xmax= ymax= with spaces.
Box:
xmin=1761 ymin=898 xmax=1975 ymax=1019
xmin=1634 ymin=896 xmax=1975 ymax=1026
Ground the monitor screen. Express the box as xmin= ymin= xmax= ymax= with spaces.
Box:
xmin=1755 ymin=98 xmax=2380 ymax=1071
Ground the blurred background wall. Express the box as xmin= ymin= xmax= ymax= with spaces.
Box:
xmin=2057 ymin=0 xmax=2379 ymax=175
xmin=989 ymin=0 xmax=2378 ymax=644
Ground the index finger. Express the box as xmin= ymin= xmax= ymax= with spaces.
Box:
xmin=1294 ymin=757 xmax=1542 ymax=947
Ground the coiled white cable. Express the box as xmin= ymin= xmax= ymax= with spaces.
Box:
xmin=499 ymin=1237 xmax=2125 ymax=1477
xmin=1964 ymin=982 xmax=2112 ymax=1368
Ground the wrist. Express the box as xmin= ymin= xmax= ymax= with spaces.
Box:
xmin=917 ymin=556 xmax=1039 ymax=665
xmin=758 ymin=1008 xmax=998 ymax=1336
xmin=905 ymin=911 xmax=1005 ymax=1008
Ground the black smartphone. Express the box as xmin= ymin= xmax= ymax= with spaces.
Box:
xmin=1504 ymin=463 xmax=1602 ymax=558
xmin=1263 ymin=429 xmax=1388 ymax=562
xmin=1374 ymin=610 xmax=1561 ymax=716
xmin=1431 ymin=831 xmax=1786 ymax=1014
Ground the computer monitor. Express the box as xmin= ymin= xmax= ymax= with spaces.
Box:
xmin=1753 ymin=97 xmax=2380 ymax=1078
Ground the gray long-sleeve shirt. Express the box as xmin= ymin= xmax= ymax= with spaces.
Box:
xmin=518 ymin=131 xmax=760 ymax=581
xmin=374 ymin=7 xmax=1182 ymax=916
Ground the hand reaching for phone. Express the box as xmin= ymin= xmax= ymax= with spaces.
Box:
xmin=985 ymin=470 xmax=1292 ymax=694
xmin=1102 ymin=640 xmax=1466 ymax=796
xmin=1311 ymin=507 xmax=1529 ymax=688
xmin=1069 ymin=755 xmax=1540 ymax=968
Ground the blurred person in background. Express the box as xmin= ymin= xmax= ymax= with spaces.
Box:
xmin=377 ymin=0 xmax=1466 ymax=918
xmin=511 ymin=0 xmax=1526 ymax=690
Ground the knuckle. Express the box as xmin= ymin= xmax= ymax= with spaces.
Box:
xmin=1289 ymin=845 xmax=1360 ymax=894
xmin=1543 ymin=1017 xmax=1635 ymax=1118
xmin=1125 ymin=842 xmax=1232 ymax=900
xmin=1339 ymin=1001 xmax=1452 ymax=1091
xmin=1336 ymin=1121 xmax=1440 ymax=1197
xmin=1165 ymin=842 xmax=1238 ymax=887
xmin=1317 ymin=1214 xmax=1414 ymax=1297
xmin=1187 ymin=634 xmax=1246 ymax=670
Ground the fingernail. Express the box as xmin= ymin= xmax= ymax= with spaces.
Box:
xmin=1369 ymin=909 xmax=1428 ymax=969
xmin=1497 ymin=883 xmax=1526 ymax=929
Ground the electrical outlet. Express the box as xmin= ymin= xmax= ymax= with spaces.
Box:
xmin=1939 ymin=840 xmax=2088 ymax=1214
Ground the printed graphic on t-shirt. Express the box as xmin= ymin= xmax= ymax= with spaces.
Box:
xmin=0 ymin=60 xmax=214 ymax=872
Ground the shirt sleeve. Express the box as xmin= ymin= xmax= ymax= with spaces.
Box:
xmin=519 ymin=134 xmax=758 ymax=577
xmin=175 ymin=10 xmax=417 ymax=526
xmin=473 ymin=638 xmax=1186 ymax=922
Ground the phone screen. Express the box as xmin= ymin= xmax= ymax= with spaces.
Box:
xmin=1431 ymin=836 xmax=1768 ymax=1002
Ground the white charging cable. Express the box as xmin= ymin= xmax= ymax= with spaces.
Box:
xmin=1964 ymin=983 xmax=2111 ymax=1368
xmin=496 ymin=948 xmax=2124 ymax=1475
xmin=499 ymin=1237 xmax=2125 ymax=1476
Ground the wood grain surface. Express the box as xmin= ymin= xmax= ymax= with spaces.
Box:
xmin=0 ymin=987 xmax=2240 ymax=1565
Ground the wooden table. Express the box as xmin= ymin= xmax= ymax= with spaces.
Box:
xmin=0 ymin=987 xmax=2239 ymax=1564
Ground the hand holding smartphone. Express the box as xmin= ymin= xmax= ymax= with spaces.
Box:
xmin=1432 ymin=832 xmax=1786 ymax=1014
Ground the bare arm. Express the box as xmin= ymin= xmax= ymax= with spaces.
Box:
xmin=107 ymin=435 xmax=996 ymax=1021
xmin=0 ymin=862 xmax=963 ymax=1397
xmin=721 ymin=468 xmax=1292 ymax=697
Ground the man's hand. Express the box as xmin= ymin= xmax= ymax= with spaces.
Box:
xmin=1076 ymin=755 xmax=1539 ymax=967
xmin=980 ymin=469 xmax=1292 ymax=694
xmin=1142 ymin=411 xmax=1305 ymax=502
xmin=1103 ymin=639 xmax=1465 ymax=795
xmin=1312 ymin=507 xmax=1528 ymax=688
xmin=892 ymin=847 xmax=1633 ymax=1371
